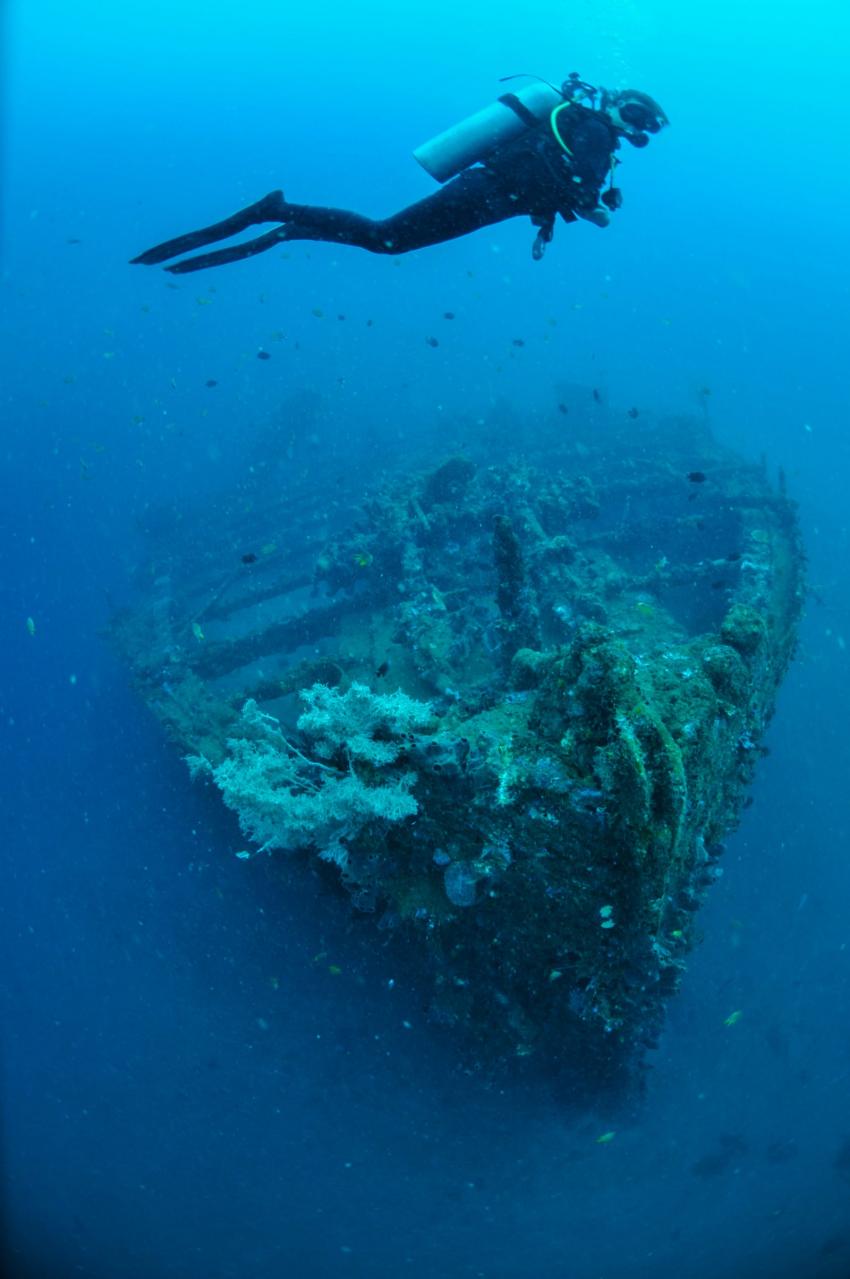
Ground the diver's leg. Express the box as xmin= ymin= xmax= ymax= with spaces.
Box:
xmin=130 ymin=190 xmax=287 ymax=265
xmin=280 ymin=169 xmax=523 ymax=254
xmin=153 ymin=170 xmax=527 ymax=273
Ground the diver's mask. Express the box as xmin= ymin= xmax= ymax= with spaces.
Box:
xmin=602 ymin=90 xmax=669 ymax=147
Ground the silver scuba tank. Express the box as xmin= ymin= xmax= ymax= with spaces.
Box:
xmin=413 ymin=81 xmax=564 ymax=183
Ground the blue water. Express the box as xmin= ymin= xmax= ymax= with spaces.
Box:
xmin=3 ymin=2 xmax=850 ymax=1275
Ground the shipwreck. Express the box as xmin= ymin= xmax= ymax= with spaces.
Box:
xmin=112 ymin=401 xmax=804 ymax=1096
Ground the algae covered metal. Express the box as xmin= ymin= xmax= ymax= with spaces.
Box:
xmin=112 ymin=408 xmax=804 ymax=1095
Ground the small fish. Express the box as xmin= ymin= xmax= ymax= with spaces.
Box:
xmin=327 ymin=964 xmax=342 ymax=976
xmin=724 ymin=1010 xmax=743 ymax=1027
xmin=596 ymin=1131 xmax=616 ymax=1144
xmin=311 ymin=307 xmax=324 ymax=318
xmin=66 ymin=237 xmax=82 ymax=245
xmin=354 ymin=552 xmax=373 ymax=568
xmin=256 ymin=349 xmax=271 ymax=361
xmin=337 ymin=314 xmax=346 ymax=321
xmin=366 ymin=319 xmax=374 ymax=327
xmin=425 ymin=336 xmax=439 ymax=348
xmin=241 ymin=552 xmax=257 ymax=565
xmin=557 ymin=403 xmax=569 ymax=415
xmin=687 ymin=470 xmax=707 ymax=483
xmin=191 ymin=621 xmax=205 ymax=642
xmin=592 ymin=388 xmax=602 ymax=403
xmin=443 ymin=311 xmax=455 ymax=320
xmin=196 ymin=296 xmax=213 ymax=306
xmin=26 ymin=616 xmax=36 ymax=637
xmin=627 ymin=406 xmax=640 ymax=419
xmin=375 ymin=661 xmax=390 ymax=679
xmin=512 ymin=338 xmax=525 ymax=347
xmin=205 ymin=378 xmax=218 ymax=388
xmin=726 ymin=551 xmax=741 ymax=562
xmin=635 ymin=601 xmax=655 ymax=618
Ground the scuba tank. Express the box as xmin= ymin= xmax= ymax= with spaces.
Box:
xmin=413 ymin=81 xmax=565 ymax=183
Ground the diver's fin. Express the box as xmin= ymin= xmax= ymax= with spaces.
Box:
xmin=163 ymin=226 xmax=290 ymax=274
xmin=130 ymin=191 xmax=287 ymax=266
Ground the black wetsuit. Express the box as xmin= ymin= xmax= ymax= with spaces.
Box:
xmin=132 ymin=104 xmax=621 ymax=274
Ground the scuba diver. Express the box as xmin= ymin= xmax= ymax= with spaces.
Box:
xmin=131 ymin=74 xmax=668 ymax=274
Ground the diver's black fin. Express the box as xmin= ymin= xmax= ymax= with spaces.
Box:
xmin=130 ymin=190 xmax=287 ymax=266
xmin=163 ymin=226 xmax=290 ymax=274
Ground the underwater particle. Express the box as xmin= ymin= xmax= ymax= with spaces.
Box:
xmin=375 ymin=661 xmax=390 ymax=678
xmin=256 ymin=349 xmax=271 ymax=360
xmin=592 ymin=388 xmax=602 ymax=403
xmin=444 ymin=861 xmax=478 ymax=908
xmin=241 ymin=552 xmax=257 ymax=565
xmin=443 ymin=311 xmax=455 ymax=320
xmin=312 ymin=308 xmax=324 ymax=318
xmin=366 ymin=318 xmax=374 ymax=327
xmin=512 ymin=338 xmax=525 ymax=347
xmin=425 ymin=336 xmax=440 ymax=348
xmin=627 ymin=406 xmax=640 ymax=419
xmin=191 ymin=621 xmax=205 ymax=642
xmin=337 ymin=314 xmax=346 ymax=321
xmin=687 ymin=470 xmax=707 ymax=483
xmin=557 ymin=402 xmax=569 ymax=415
xmin=596 ymin=1131 xmax=616 ymax=1144
xmin=724 ymin=1010 xmax=743 ymax=1027
xmin=205 ymin=379 xmax=218 ymax=387
xmin=26 ymin=616 xmax=36 ymax=637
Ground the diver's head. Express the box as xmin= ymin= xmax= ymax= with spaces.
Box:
xmin=600 ymin=89 xmax=669 ymax=147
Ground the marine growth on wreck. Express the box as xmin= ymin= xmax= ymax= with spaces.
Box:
xmin=112 ymin=403 xmax=804 ymax=1095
